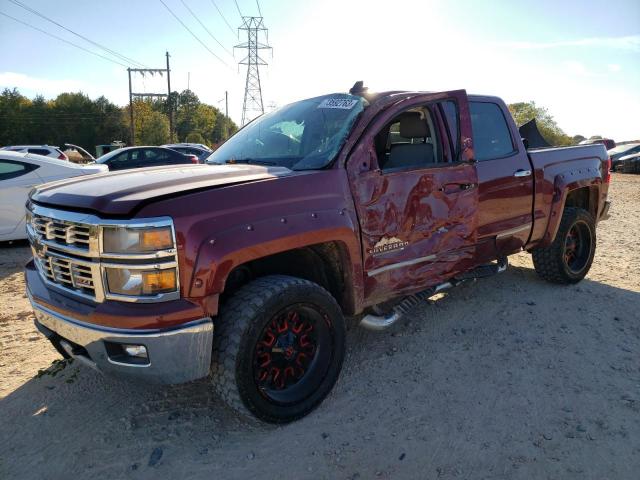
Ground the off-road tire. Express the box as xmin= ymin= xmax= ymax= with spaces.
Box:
xmin=210 ymin=275 xmax=346 ymax=423
xmin=532 ymin=207 xmax=596 ymax=284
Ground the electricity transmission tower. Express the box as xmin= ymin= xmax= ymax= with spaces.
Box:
xmin=235 ymin=17 xmax=271 ymax=125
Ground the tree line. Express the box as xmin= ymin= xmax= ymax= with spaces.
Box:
xmin=0 ymin=88 xmax=238 ymax=154
xmin=0 ymin=87 xmax=597 ymax=154
xmin=507 ymin=101 xmax=594 ymax=146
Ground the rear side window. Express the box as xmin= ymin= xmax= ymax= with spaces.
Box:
xmin=27 ymin=148 xmax=51 ymax=156
xmin=0 ymin=160 xmax=37 ymax=181
xmin=470 ymin=102 xmax=515 ymax=161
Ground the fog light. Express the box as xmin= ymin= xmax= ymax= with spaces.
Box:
xmin=104 ymin=341 xmax=150 ymax=365
xmin=123 ymin=344 xmax=148 ymax=359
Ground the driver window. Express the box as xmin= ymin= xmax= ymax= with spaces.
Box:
xmin=374 ymin=107 xmax=440 ymax=171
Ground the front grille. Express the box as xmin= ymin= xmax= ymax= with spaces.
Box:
xmin=34 ymin=249 xmax=97 ymax=298
xmin=27 ymin=204 xmax=178 ymax=304
xmin=32 ymin=214 xmax=91 ymax=250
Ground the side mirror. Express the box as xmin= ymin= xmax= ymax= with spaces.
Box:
xmin=521 ymin=137 xmax=530 ymax=149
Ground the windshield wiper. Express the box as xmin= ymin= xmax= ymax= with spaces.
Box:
xmin=225 ymin=158 xmax=277 ymax=166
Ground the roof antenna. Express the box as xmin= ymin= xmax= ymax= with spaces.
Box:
xmin=349 ymin=81 xmax=368 ymax=96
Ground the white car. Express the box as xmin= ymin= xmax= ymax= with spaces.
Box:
xmin=0 ymin=145 xmax=69 ymax=160
xmin=0 ymin=151 xmax=108 ymax=241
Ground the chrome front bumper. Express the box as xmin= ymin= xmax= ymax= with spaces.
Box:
xmin=29 ymin=292 xmax=213 ymax=384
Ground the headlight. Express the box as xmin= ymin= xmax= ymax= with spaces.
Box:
xmin=105 ymin=267 xmax=177 ymax=296
xmin=102 ymin=226 xmax=174 ymax=254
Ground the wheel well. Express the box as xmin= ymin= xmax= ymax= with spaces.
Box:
xmin=565 ymin=187 xmax=597 ymax=218
xmin=221 ymin=242 xmax=353 ymax=313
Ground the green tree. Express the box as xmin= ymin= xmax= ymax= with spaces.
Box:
xmin=185 ymin=132 xmax=206 ymax=144
xmin=508 ymin=101 xmax=573 ymax=146
xmin=125 ymin=99 xmax=170 ymax=145
xmin=572 ymin=134 xmax=586 ymax=144
xmin=140 ymin=111 xmax=170 ymax=145
xmin=0 ymin=88 xmax=237 ymax=151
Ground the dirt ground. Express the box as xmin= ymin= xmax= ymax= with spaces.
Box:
xmin=1 ymin=174 xmax=638 ymax=480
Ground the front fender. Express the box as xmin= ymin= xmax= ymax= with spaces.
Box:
xmin=187 ymin=208 xmax=363 ymax=305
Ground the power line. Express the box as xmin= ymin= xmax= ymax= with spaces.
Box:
xmin=234 ymin=0 xmax=243 ymax=18
xmin=255 ymin=0 xmax=262 ymax=17
xmin=209 ymin=0 xmax=237 ymax=38
xmin=7 ymin=0 xmax=146 ymax=68
xmin=0 ymin=11 xmax=129 ymax=68
xmin=179 ymin=0 xmax=234 ymax=57
xmin=158 ymin=0 xmax=231 ymax=69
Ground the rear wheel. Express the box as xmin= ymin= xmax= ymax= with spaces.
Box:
xmin=532 ymin=207 xmax=596 ymax=284
xmin=211 ymin=275 xmax=346 ymax=423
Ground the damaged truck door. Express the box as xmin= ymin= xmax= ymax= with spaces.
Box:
xmin=348 ymin=91 xmax=479 ymax=305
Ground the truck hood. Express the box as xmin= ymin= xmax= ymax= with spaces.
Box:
xmin=30 ymin=163 xmax=294 ymax=216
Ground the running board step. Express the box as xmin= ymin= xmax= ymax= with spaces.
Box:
xmin=454 ymin=257 xmax=508 ymax=281
xmin=359 ymin=257 xmax=508 ymax=331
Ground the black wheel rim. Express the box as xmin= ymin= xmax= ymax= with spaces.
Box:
xmin=564 ymin=220 xmax=592 ymax=274
xmin=252 ymin=304 xmax=333 ymax=405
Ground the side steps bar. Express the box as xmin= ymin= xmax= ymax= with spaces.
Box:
xmin=360 ymin=257 xmax=508 ymax=331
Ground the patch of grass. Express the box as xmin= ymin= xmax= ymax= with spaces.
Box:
xmin=35 ymin=358 xmax=74 ymax=379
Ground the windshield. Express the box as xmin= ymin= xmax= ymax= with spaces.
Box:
xmin=206 ymin=94 xmax=365 ymax=170
xmin=95 ymin=148 xmax=125 ymax=163
xmin=608 ymin=143 xmax=639 ymax=155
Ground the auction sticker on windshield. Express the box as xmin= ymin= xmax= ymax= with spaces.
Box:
xmin=318 ymin=98 xmax=359 ymax=109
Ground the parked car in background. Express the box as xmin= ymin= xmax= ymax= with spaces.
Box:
xmin=162 ymin=143 xmax=213 ymax=161
xmin=0 ymin=151 xmax=108 ymax=241
xmin=1 ymin=145 xmax=68 ymax=161
xmin=94 ymin=146 xmax=201 ymax=171
xmin=608 ymin=143 xmax=640 ymax=171
xmin=620 ymin=152 xmax=640 ymax=174
xmin=580 ymin=138 xmax=616 ymax=150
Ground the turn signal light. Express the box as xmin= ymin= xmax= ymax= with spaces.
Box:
xmin=140 ymin=229 xmax=173 ymax=250
xmin=142 ymin=269 xmax=176 ymax=294
xmin=605 ymin=158 xmax=612 ymax=183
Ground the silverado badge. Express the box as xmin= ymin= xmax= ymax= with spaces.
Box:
xmin=368 ymin=236 xmax=409 ymax=256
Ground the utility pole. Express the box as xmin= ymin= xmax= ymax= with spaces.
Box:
xmin=225 ymin=90 xmax=228 ymax=140
xmin=166 ymin=51 xmax=174 ymax=142
xmin=235 ymin=16 xmax=271 ymax=126
xmin=128 ymin=68 xmax=134 ymax=145
xmin=126 ymin=52 xmax=174 ymax=145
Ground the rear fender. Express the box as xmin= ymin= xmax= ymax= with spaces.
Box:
xmin=538 ymin=175 xmax=601 ymax=247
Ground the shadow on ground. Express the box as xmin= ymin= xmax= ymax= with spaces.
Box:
xmin=1 ymin=265 xmax=639 ymax=480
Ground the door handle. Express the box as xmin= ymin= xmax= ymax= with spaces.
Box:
xmin=514 ymin=169 xmax=532 ymax=177
xmin=439 ymin=183 xmax=476 ymax=194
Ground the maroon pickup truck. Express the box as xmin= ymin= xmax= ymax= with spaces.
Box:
xmin=24 ymin=85 xmax=611 ymax=423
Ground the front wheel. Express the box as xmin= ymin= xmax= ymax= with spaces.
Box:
xmin=532 ymin=207 xmax=596 ymax=284
xmin=211 ymin=275 xmax=346 ymax=423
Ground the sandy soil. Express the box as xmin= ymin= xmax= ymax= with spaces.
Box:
xmin=1 ymin=174 xmax=638 ymax=479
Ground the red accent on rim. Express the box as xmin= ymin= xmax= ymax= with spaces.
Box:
xmin=254 ymin=308 xmax=317 ymax=391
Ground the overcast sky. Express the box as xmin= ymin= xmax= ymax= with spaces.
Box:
xmin=1 ymin=0 xmax=639 ymax=140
